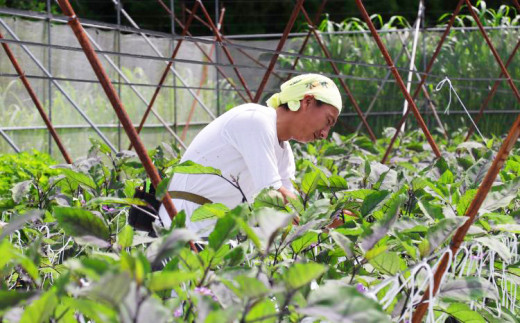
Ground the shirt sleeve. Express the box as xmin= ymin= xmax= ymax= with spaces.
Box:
xmin=221 ymin=110 xmax=282 ymax=194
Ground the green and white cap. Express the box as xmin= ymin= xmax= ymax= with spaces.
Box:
xmin=266 ymin=74 xmax=342 ymax=112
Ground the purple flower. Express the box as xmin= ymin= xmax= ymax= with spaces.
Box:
xmin=194 ymin=287 xmax=218 ymax=301
xmin=174 ymin=307 xmax=182 ymax=317
xmin=356 ymin=283 xmax=367 ymax=293
xmin=102 ymin=205 xmax=116 ymax=212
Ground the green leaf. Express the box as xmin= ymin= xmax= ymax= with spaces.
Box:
xmin=360 ymin=192 xmax=405 ymax=251
xmin=439 ymin=277 xmax=499 ymax=302
xmin=146 ymin=229 xmax=198 ymax=268
xmin=439 ymin=170 xmax=454 ymax=184
xmin=11 ymin=180 xmax=32 ymax=203
xmin=155 ymin=176 xmax=170 ymax=201
xmin=360 ymin=190 xmax=390 ymax=217
xmin=445 ymin=303 xmax=486 ymax=323
xmin=61 ymin=297 xmax=118 ymax=323
xmin=369 ymin=251 xmax=402 ymax=275
xmin=86 ymin=197 xmax=147 ymax=207
xmin=302 ymin=170 xmax=324 ymax=196
xmin=457 ymin=189 xmax=477 ymax=216
xmin=253 ymin=189 xmax=288 ymax=211
xmin=245 ymin=299 xmax=276 ymax=323
xmin=191 ymin=203 xmax=229 ymax=222
xmin=148 ymin=271 xmax=197 ymax=291
xmin=228 ymin=276 xmax=270 ymax=298
xmin=481 ymin=177 xmax=520 ymax=212
xmin=224 ymin=246 xmax=244 ymax=266
xmin=254 ymin=208 xmax=294 ymax=253
xmin=330 ymin=231 xmax=354 ymax=258
xmin=464 ymin=155 xmax=492 ymax=190
xmin=20 ymin=290 xmax=58 ymax=323
xmin=61 ymin=168 xmax=97 ymax=190
xmin=0 ymin=210 xmax=43 ymax=240
xmin=474 ymin=236 xmax=511 ymax=262
xmin=78 ymin=272 xmax=131 ymax=307
xmin=298 ymin=282 xmax=390 ymax=323
xmin=54 ymin=207 xmax=110 ymax=246
xmin=320 ymin=175 xmax=348 ymax=192
xmin=291 ymin=231 xmax=318 ymax=254
xmin=173 ymin=160 xmax=222 ymax=175
xmin=208 ymin=214 xmax=237 ymax=251
xmin=422 ymin=217 xmax=468 ymax=256
xmin=285 ymin=263 xmax=327 ymax=290
xmin=0 ymin=290 xmax=35 ymax=310
xmin=118 ymin=225 xmax=134 ymax=249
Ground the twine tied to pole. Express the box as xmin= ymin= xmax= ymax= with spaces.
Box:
xmin=435 ymin=76 xmax=486 ymax=143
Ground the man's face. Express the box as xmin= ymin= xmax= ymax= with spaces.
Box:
xmin=292 ymin=96 xmax=339 ymax=143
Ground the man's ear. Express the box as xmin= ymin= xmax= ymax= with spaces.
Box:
xmin=301 ymin=94 xmax=315 ymax=111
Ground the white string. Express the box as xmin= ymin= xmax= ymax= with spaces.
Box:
xmin=435 ymin=77 xmax=486 ymax=143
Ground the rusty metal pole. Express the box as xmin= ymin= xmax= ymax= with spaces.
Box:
xmin=354 ymin=0 xmax=441 ymax=158
xmin=285 ymin=0 xmax=328 ymax=81
xmin=299 ymin=6 xmax=377 ymax=142
xmin=381 ymin=0 xmax=465 ymax=164
xmin=412 ymin=1 xmax=520 ymax=321
xmin=184 ymin=6 xmax=285 ymax=82
xmin=56 ymin=0 xmax=178 ymax=220
xmin=196 ymin=0 xmax=254 ymax=102
xmin=129 ymin=1 xmax=200 ymax=150
xmin=464 ymin=0 xmax=520 ymax=141
xmin=465 ymin=39 xmax=520 ymax=141
xmin=0 ymin=33 xmax=73 ymax=164
xmin=156 ymin=0 xmax=248 ymax=103
xmin=254 ymin=0 xmax=305 ymax=103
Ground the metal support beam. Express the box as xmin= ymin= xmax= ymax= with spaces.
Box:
xmin=354 ymin=0 xmax=441 ymax=159
xmin=299 ymin=5 xmax=376 ymax=142
xmin=0 ymin=32 xmax=72 ymax=163
xmin=253 ymin=0 xmax=305 ymax=103
xmin=0 ymin=18 xmax=118 ymax=153
xmin=56 ymin=0 xmax=180 ymax=226
xmin=380 ymin=0 xmax=465 ymax=164
xmin=196 ymin=0 xmax=254 ymax=102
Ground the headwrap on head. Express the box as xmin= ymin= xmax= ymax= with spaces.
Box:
xmin=266 ymin=74 xmax=342 ymax=112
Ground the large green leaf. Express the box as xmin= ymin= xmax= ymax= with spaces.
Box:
xmin=54 ymin=207 xmax=110 ymax=247
xmin=481 ymin=177 xmax=520 ymax=212
xmin=117 ymin=225 xmax=134 ymax=249
xmin=291 ymin=231 xmax=318 ymax=254
xmin=302 ymin=170 xmax=325 ymax=196
xmin=146 ymin=229 xmax=198 ymax=267
xmin=297 ymin=282 xmax=390 ymax=323
xmin=172 ymin=160 xmax=222 ymax=175
xmin=474 ymin=236 xmax=511 ymax=262
xmin=330 ymin=231 xmax=354 ymax=258
xmin=360 ymin=190 xmax=390 ymax=217
xmin=226 ymin=275 xmax=270 ymax=298
xmin=245 ymin=299 xmax=276 ymax=323
xmin=369 ymin=251 xmax=402 ymax=275
xmin=148 ymin=271 xmax=198 ymax=291
xmin=208 ymin=213 xmax=237 ymax=251
xmin=20 ymin=290 xmax=58 ymax=323
xmin=284 ymin=263 xmax=327 ymax=290
xmin=61 ymin=297 xmax=118 ymax=323
xmin=445 ymin=303 xmax=486 ymax=323
xmin=464 ymin=154 xmax=492 ymax=190
xmin=253 ymin=208 xmax=294 ymax=253
xmin=76 ymin=272 xmax=131 ymax=307
xmin=360 ymin=192 xmax=405 ymax=251
xmin=85 ymin=197 xmax=147 ymax=207
xmin=61 ymin=168 xmax=97 ymax=190
xmin=0 ymin=290 xmax=35 ymax=311
xmin=191 ymin=203 xmax=229 ymax=222
xmin=0 ymin=210 xmax=43 ymax=240
xmin=253 ymin=189 xmax=289 ymax=211
xmin=422 ymin=217 xmax=468 ymax=256
xmin=438 ymin=277 xmax=499 ymax=302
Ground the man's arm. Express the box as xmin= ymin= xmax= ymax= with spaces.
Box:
xmin=277 ymin=186 xmax=300 ymax=225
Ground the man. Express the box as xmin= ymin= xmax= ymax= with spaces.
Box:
xmin=158 ymin=74 xmax=342 ymax=236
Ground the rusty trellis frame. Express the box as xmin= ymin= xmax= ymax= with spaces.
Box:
xmin=412 ymin=0 xmax=520 ymax=321
xmin=355 ymin=0 xmax=441 ymax=160
xmin=55 ymin=0 xmax=179 ymax=224
xmin=0 ymin=32 xmax=72 ymax=163
xmin=379 ymin=0 xmax=466 ymax=163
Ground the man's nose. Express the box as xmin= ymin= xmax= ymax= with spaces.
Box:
xmin=319 ymin=128 xmax=329 ymax=138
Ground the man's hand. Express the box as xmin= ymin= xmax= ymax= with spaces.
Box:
xmin=277 ymin=186 xmax=300 ymax=225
